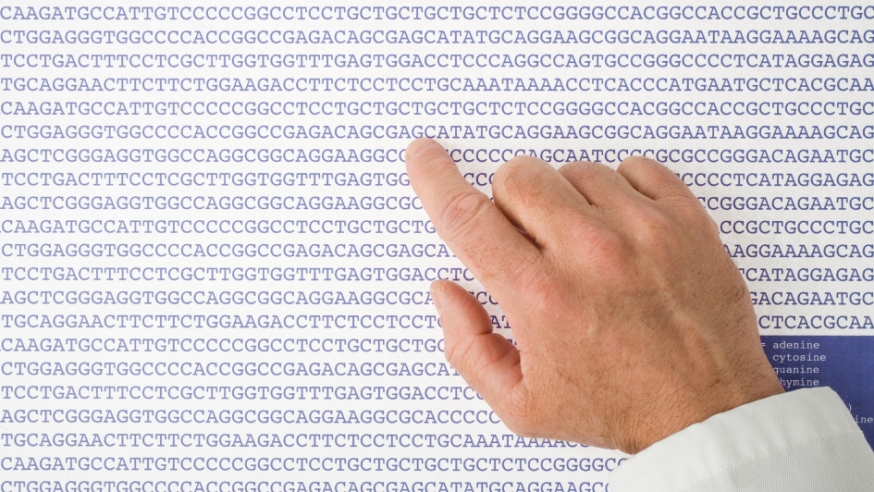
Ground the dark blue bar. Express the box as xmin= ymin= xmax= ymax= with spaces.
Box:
xmin=762 ymin=336 xmax=874 ymax=447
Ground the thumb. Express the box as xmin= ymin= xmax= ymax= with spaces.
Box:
xmin=431 ymin=279 xmax=526 ymax=412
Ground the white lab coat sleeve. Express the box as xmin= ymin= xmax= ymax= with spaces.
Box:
xmin=609 ymin=386 xmax=874 ymax=491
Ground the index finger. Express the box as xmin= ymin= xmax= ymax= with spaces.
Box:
xmin=405 ymin=138 xmax=543 ymax=300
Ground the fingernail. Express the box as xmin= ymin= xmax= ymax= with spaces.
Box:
xmin=430 ymin=284 xmax=444 ymax=315
xmin=408 ymin=139 xmax=444 ymax=159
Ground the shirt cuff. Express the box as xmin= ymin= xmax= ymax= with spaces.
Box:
xmin=609 ymin=386 xmax=874 ymax=492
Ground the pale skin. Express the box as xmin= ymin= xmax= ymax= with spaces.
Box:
xmin=405 ymin=137 xmax=785 ymax=455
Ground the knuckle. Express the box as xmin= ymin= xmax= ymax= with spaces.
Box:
xmin=619 ymin=155 xmax=660 ymax=171
xmin=660 ymin=195 xmax=720 ymax=240
xmin=627 ymin=207 xmax=684 ymax=260
xmin=642 ymin=211 xmax=675 ymax=238
xmin=685 ymin=203 xmax=719 ymax=233
xmin=511 ymin=263 xmax=560 ymax=313
xmin=440 ymin=192 xmax=491 ymax=243
xmin=561 ymin=161 xmax=623 ymax=193
xmin=674 ymin=196 xmax=714 ymax=224
xmin=504 ymin=154 xmax=541 ymax=168
xmin=494 ymin=157 xmax=539 ymax=194
xmin=558 ymin=161 xmax=594 ymax=180
xmin=566 ymin=219 xmax=631 ymax=267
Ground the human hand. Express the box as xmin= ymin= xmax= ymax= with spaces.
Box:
xmin=405 ymin=138 xmax=784 ymax=454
